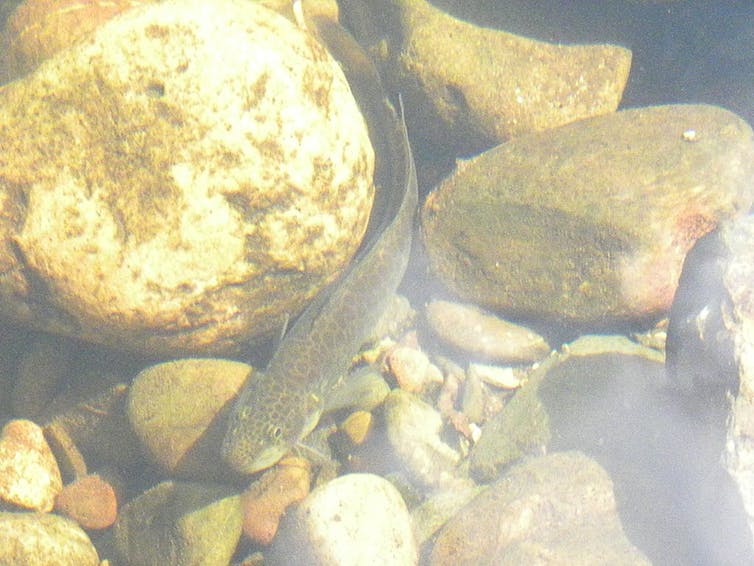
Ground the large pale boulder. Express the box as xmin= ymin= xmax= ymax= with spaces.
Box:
xmin=422 ymin=104 xmax=754 ymax=325
xmin=0 ymin=0 xmax=374 ymax=356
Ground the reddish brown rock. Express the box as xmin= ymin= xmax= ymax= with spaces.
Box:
xmin=55 ymin=473 xmax=119 ymax=529
xmin=387 ymin=345 xmax=443 ymax=393
xmin=241 ymin=457 xmax=311 ymax=545
xmin=0 ymin=419 xmax=62 ymax=512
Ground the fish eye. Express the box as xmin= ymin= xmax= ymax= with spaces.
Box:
xmin=268 ymin=425 xmax=283 ymax=440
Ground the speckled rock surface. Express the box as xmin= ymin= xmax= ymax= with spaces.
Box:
xmin=341 ymin=0 xmax=631 ymax=156
xmin=0 ymin=419 xmax=62 ymax=512
xmin=0 ymin=511 xmax=100 ymax=566
xmin=0 ymin=0 xmax=374 ymax=356
xmin=422 ymin=104 xmax=754 ymax=325
xmin=0 ymin=0 xmax=151 ymax=81
xmin=268 ymin=473 xmax=418 ymax=565
xmin=113 ymin=480 xmax=242 ymax=566
xmin=127 ymin=358 xmax=251 ymax=482
xmin=431 ymin=452 xmax=650 ymax=565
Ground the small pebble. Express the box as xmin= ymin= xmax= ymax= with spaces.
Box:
xmin=340 ymin=410 xmax=373 ymax=445
xmin=241 ymin=456 xmax=311 ymax=545
xmin=0 ymin=419 xmax=62 ymax=512
xmin=468 ymin=362 xmax=525 ymax=389
xmin=388 ymin=346 xmax=443 ymax=393
xmin=55 ymin=473 xmax=119 ymax=530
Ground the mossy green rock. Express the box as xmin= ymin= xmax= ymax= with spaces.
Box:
xmin=113 ymin=480 xmax=242 ymax=566
xmin=422 ymin=104 xmax=754 ymax=324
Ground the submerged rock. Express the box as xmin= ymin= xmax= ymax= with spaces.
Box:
xmin=268 ymin=473 xmax=418 ymax=565
xmin=422 ymin=104 xmax=754 ymax=325
xmin=113 ymin=480 xmax=242 ymax=566
xmin=0 ymin=0 xmax=374 ymax=356
xmin=431 ymin=452 xmax=650 ymax=565
xmin=341 ymin=0 xmax=631 ymax=156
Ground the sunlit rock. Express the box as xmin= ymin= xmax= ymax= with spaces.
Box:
xmin=0 ymin=0 xmax=374 ymax=356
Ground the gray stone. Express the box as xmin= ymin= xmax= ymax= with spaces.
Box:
xmin=422 ymin=104 xmax=754 ymax=325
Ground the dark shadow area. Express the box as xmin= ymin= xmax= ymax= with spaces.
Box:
xmin=538 ymin=353 xmax=753 ymax=565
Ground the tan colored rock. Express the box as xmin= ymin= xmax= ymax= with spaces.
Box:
xmin=341 ymin=0 xmax=631 ymax=156
xmin=0 ymin=419 xmax=63 ymax=512
xmin=1 ymin=0 xmax=150 ymax=81
xmin=0 ymin=511 xmax=100 ymax=566
xmin=422 ymin=104 xmax=754 ymax=325
xmin=127 ymin=358 xmax=252 ymax=482
xmin=0 ymin=0 xmax=374 ymax=356
xmin=426 ymin=299 xmax=550 ymax=362
xmin=387 ymin=345 xmax=443 ymax=393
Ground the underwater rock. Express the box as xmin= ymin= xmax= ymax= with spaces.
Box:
xmin=1 ymin=0 xmax=150 ymax=81
xmin=666 ymin=214 xmax=754 ymax=548
xmin=268 ymin=473 xmax=418 ymax=565
xmin=422 ymin=104 xmax=754 ymax=325
xmin=425 ymin=299 xmax=550 ymax=362
xmin=341 ymin=0 xmax=631 ymax=156
xmin=383 ymin=389 xmax=462 ymax=489
xmin=54 ymin=472 xmax=119 ymax=530
xmin=0 ymin=0 xmax=374 ymax=356
xmin=241 ymin=456 xmax=311 ymax=545
xmin=11 ymin=333 xmax=74 ymax=419
xmin=113 ymin=480 xmax=242 ymax=566
xmin=431 ymin=452 xmax=650 ymax=565
xmin=0 ymin=511 xmax=100 ymax=565
xmin=127 ymin=358 xmax=251 ymax=482
xmin=0 ymin=419 xmax=62 ymax=512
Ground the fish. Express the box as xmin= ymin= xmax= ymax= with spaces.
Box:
xmin=221 ymin=17 xmax=418 ymax=474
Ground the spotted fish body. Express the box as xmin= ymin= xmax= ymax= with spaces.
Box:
xmin=221 ymin=18 xmax=418 ymax=474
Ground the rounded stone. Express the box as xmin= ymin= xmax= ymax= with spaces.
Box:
xmin=0 ymin=0 xmax=374 ymax=356
xmin=268 ymin=473 xmax=418 ymax=565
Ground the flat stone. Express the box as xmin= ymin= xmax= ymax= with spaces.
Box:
xmin=422 ymin=104 xmax=754 ymax=325
xmin=0 ymin=0 xmax=374 ymax=356
xmin=341 ymin=0 xmax=631 ymax=156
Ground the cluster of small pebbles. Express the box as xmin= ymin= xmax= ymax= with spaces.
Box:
xmin=2 ymin=0 xmax=754 ymax=564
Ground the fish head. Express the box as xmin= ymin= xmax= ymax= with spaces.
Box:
xmin=222 ymin=373 xmax=323 ymax=474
